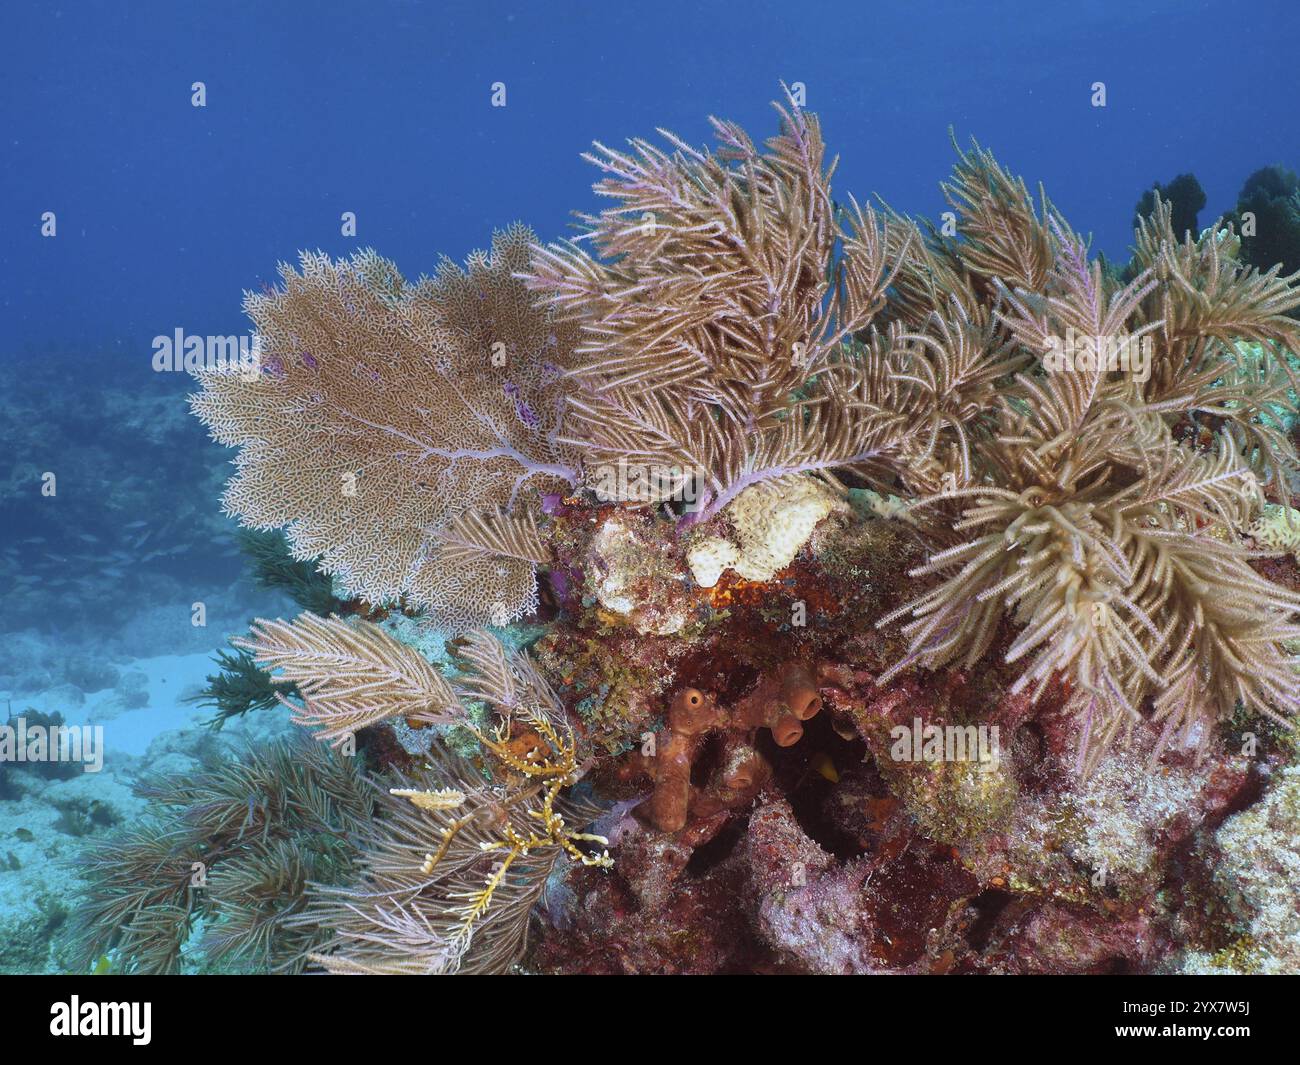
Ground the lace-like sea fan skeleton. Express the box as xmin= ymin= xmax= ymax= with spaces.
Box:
xmin=189 ymin=225 xmax=578 ymax=633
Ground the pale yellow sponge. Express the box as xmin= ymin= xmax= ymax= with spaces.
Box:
xmin=1248 ymin=504 xmax=1300 ymax=561
xmin=688 ymin=477 xmax=844 ymax=586
xmin=685 ymin=537 xmax=740 ymax=589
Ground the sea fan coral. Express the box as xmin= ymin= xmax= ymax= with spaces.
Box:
xmin=189 ymin=225 xmax=581 ymax=632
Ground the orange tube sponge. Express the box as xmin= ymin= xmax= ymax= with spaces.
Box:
xmin=645 ymin=666 xmax=821 ymax=832
xmin=693 ymin=737 xmax=771 ymax=820
xmin=648 ymin=729 xmax=697 ymax=833
xmin=734 ymin=661 xmax=823 ymax=739
xmin=668 ymin=687 xmax=723 ymax=735
xmin=649 ymin=688 xmax=725 ymax=833
xmin=770 ymin=714 xmax=804 ymax=747
xmin=781 ymin=664 xmax=823 ymax=720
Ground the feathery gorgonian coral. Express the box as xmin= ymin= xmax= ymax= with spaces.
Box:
xmin=233 ymin=613 xmax=459 ymax=745
xmin=69 ymin=738 xmax=373 ymax=974
xmin=239 ymin=615 xmax=610 ymax=974
xmin=520 ymin=97 xmax=1300 ymax=767
xmin=523 ymin=93 xmax=914 ymax=518
xmin=189 ymin=225 xmax=580 ymax=632
xmin=876 ymin=174 xmax=1300 ymax=770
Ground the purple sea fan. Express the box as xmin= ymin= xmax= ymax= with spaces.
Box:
xmin=515 ymin=400 xmax=539 ymax=429
xmin=188 ymin=226 xmax=583 ymax=634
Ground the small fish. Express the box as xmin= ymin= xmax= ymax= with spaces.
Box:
xmin=14 ymin=828 xmax=34 ymax=842
xmin=811 ymin=752 xmax=839 ymax=783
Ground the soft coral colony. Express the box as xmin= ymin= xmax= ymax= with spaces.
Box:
xmin=186 ymin=92 xmax=1300 ymax=974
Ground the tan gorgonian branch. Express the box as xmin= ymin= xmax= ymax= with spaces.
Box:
xmin=235 ymin=614 xmax=462 ymax=745
xmin=874 ymin=167 xmax=1300 ymax=768
xmin=526 ymin=92 xmax=892 ymax=417
xmin=939 ymin=136 xmax=1059 ymax=292
xmin=241 ymin=615 xmax=610 ymax=973
xmin=434 ymin=505 xmax=549 ymax=567
xmin=523 ymin=90 xmax=924 ymax=517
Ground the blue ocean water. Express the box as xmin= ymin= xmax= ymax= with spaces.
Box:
xmin=0 ymin=0 xmax=1297 ymax=975
xmin=4 ymin=0 xmax=1297 ymax=638
xmin=5 ymin=0 xmax=1298 ymax=354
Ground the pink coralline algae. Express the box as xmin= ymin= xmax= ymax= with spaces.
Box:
xmin=524 ymin=514 xmax=1290 ymax=974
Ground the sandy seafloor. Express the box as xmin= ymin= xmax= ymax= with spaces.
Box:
xmin=0 ymin=355 xmax=310 ymax=971
xmin=0 ymin=584 xmax=301 ymax=973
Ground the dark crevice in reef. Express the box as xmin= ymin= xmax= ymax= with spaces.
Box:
xmin=685 ymin=813 xmax=749 ymax=876
xmin=964 ymin=889 xmax=1015 ymax=951
xmin=690 ymin=732 xmax=726 ymax=788
xmin=788 ymin=774 xmax=868 ymax=861
xmin=769 ymin=712 xmax=870 ymax=861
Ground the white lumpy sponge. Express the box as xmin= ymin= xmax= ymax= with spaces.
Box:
xmin=687 ymin=477 xmax=843 ymax=587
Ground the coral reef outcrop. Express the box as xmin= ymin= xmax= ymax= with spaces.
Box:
xmin=169 ymin=90 xmax=1300 ymax=975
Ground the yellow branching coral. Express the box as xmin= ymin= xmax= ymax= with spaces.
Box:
xmin=243 ymin=616 xmax=610 ymax=973
xmin=189 ymin=225 xmax=581 ymax=633
xmin=403 ymin=706 xmax=612 ymax=955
